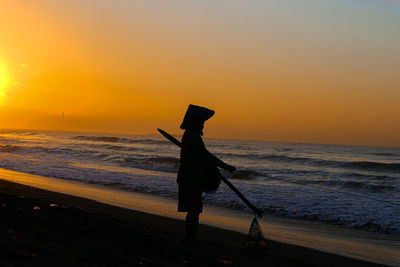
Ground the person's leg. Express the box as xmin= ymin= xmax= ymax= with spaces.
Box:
xmin=183 ymin=211 xmax=199 ymax=244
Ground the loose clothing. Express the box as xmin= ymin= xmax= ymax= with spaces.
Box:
xmin=177 ymin=129 xmax=227 ymax=213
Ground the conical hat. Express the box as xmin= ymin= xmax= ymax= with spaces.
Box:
xmin=180 ymin=104 xmax=215 ymax=129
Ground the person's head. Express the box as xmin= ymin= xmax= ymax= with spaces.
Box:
xmin=180 ymin=104 xmax=214 ymax=135
xmin=188 ymin=118 xmax=205 ymax=132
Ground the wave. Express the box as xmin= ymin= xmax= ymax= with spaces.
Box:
xmin=119 ymin=156 xmax=180 ymax=173
xmin=231 ymin=169 xmax=260 ymax=180
xmin=71 ymin=136 xmax=400 ymax=172
xmin=24 ymin=132 xmax=38 ymax=136
xmin=276 ymin=148 xmax=294 ymax=152
xmin=260 ymin=205 xmax=396 ymax=234
xmin=85 ymin=143 xmax=136 ymax=152
xmin=97 ymin=144 xmax=131 ymax=151
xmin=130 ymin=156 xmax=261 ymax=180
xmin=116 ymin=156 xmax=260 ymax=180
xmin=127 ymin=139 xmax=170 ymax=145
xmin=144 ymin=156 xmax=180 ymax=168
xmin=0 ymin=145 xmax=18 ymax=152
xmin=73 ymin=136 xmax=120 ymax=142
xmin=72 ymin=135 xmax=170 ymax=145
xmin=373 ymin=152 xmax=399 ymax=157
xmin=339 ymin=161 xmax=400 ymax=172
xmin=342 ymin=172 xmax=394 ymax=181
xmin=301 ymin=179 xmax=397 ymax=193
xmin=260 ymin=154 xmax=296 ymax=161
xmin=0 ymin=144 xmax=100 ymax=161
xmin=257 ymin=153 xmax=400 ymax=172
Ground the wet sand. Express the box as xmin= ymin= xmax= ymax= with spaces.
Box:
xmin=0 ymin=175 xmax=391 ymax=266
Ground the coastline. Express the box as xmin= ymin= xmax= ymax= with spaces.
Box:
xmin=0 ymin=169 xmax=398 ymax=266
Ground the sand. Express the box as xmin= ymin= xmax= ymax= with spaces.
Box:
xmin=0 ymin=177 xmax=391 ymax=267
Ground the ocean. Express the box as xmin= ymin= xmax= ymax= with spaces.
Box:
xmin=0 ymin=129 xmax=399 ymax=234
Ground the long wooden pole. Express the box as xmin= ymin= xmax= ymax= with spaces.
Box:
xmin=157 ymin=128 xmax=263 ymax=217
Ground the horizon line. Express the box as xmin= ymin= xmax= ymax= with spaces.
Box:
xmin=1 ymin=127 xmax=399 ymax=149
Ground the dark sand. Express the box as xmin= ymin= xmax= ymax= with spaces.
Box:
xmin=0 ymin=179 xmax=388 ymax=267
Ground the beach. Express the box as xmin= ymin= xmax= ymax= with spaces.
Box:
xmin=0 ymin=178 xmax=299 ymax=267
xmin=0 ymin=171 xmax=395 ymax=266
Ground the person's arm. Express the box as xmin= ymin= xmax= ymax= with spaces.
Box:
xmin=205 ymin=149 xmax=236 ymax=173
xmin=185 ymin=133 xmax=236 ymax=173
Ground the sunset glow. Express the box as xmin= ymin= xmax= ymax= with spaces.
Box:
xmin=0 ymin=60 xmax=10 ymax=103
xmin=0 ymin=0 xmax=399 ymax=147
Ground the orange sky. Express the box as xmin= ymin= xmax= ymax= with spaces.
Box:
xmin=0 ymin=1 xmax=399 ymax=147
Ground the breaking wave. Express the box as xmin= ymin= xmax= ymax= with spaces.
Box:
xmin=301 ymin=179 xmax=397 ymax=193
xmin=257 ymin=154 xmax=400 ymax=172
xmin=118 ymin=156 xmax=180 ymax=173
xmin=144 ymin=156 xmax=180 ymax=168
xmin=231 ymin=169 xmax=260 ymax=180
xmin=73 ymin=135 xmax=120 ymax=142
xmin=339 ymin=161 xmax=400 ymax=172
xmin=72 ymin=135 xmax=170 ymax=145
xmin=0 ymin=145 xmax=18 ymax=152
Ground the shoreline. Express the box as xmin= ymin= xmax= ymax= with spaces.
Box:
xmin=0 ymin=169 xmax=397 ymax=266
xmin=0 ymin=179 xmax=386 ymax=267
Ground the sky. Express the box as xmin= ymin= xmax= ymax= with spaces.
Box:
xmin=0 ymin=0 xmax=399 ymax=147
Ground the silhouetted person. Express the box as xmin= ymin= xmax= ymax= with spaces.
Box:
xmin=177 ymin=104 xmax=235 ymax=245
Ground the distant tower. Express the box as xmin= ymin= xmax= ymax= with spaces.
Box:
xmin=62 ymin=112 xmax=64 ymax=122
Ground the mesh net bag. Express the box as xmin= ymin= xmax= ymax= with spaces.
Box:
xmin=242 ymin=217 xmax=269 ymax=254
